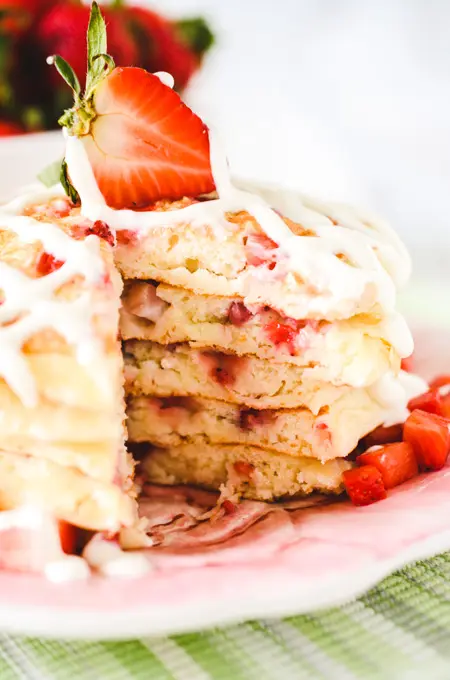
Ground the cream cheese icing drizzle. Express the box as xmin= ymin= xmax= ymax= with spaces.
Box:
xmin=64 ymin=117 xmax=412 ymax=356
xmin=0 ymin=210 xmax=106 ymax=406
xmin=0 ymin=73 xmax=414 ymax=417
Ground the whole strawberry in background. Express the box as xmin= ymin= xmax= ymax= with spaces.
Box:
xmin=0 ymin=0 xmax=214 ymax=134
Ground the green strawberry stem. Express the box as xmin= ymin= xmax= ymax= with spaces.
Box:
xmin=175 ymin=17 xmax=214 ymax=57
xmin=49 ymin=1 xmax=115 ymax=137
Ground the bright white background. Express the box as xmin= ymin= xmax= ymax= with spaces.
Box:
xmin=151 ymin=0 xmax=450 ymax=259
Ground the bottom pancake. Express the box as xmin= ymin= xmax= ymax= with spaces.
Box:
xmin=140 ymin=442 xmax=352 ymax=501
xmin=0 ymin=450 xmax=137 ymax=531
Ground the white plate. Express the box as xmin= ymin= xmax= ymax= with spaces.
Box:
xmin=0 ymin=133 xmax=449 ymax=639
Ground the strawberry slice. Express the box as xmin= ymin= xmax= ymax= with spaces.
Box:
xmin=343 ymin=466 xmax=387 ymax=506
xmin=82 ymin=68 xmax=214 ymax=208
xmin=357 ymin=443 xmax=418 ymax=489
xmin=407 ymin=388 xmax=443 ymax=416
xmin=403 ymin=409 xmax=450 ymax=471
xmin=52 ymin=3 xmax=215 ymax=209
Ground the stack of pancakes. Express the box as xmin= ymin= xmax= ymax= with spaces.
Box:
xmin=118 ymin=194 xmax=410 ymax=501
xmin=0 ymin=193 xmax=136 ymax=531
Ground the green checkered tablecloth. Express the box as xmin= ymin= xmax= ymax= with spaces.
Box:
xmin=2 ymin=554 xmax=450 ymax=679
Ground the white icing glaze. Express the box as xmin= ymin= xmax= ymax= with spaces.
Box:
xmin=45 ymin=556 xmax=90 ymax=582
xmin=154 ymin=71 xmax=175 ymax=89
xmin=64 ymin=126 xmax=412 ymax=355
xmin=63 ymin=111 xmax=420 ymax=422
xmin=0 ymin=201 xmax=107 ymax=406
xmin=83 ymin=536 xmax=150 ymax=577
xmin=369 ymin=370 xmax=428 ymax=427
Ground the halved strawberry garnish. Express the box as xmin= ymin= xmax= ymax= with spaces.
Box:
xmin=50 ymin=3 xmax=215 ymax=209
xmin=343 ymin=466 xmax=387 ymax=506
xmin=357 ymin=443 xmax=418 ymax=489
xmin=407 ymin=388 xmax=443 ymax=416
xmin=403 ymin=409 xmax=450 ymax=471
xmin=37 ymin=252 xmax=64 ymax=276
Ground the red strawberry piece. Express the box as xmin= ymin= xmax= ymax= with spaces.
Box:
xmin=314 ymin=421 xmax=332 ymax=445
xmin=264 ymin=319 xmax=300 ymax=354
xmin=222 ymin=499 xmax=237 ymax=515
xmin=239 ymin=409 xmax=275 ymax=430
xmin=233 ymin=461 xmax=255 ymax=477
xmin=400 ymin=354 xmax=414 ymax=372
xmin=429 ymin=374 xmax=450 ymax=390
xmin=58 ymin=520 xmax=78 ymax=555
xmin=36 ymin=252 xmax=64 ymax=276
xmin=116 ymin=229 xmax=138 ymax=246
xmin=357 ymin=442 xmax=418 ymax=489
xmin=362 ymin=423 xmax=403 ymax=449
xmin=407 ymin=388 xmax=443 ymax=416
xmin=85 ymin=220 xmax=115 ymax=247
xmin=343 ymin=466 xmax=387 ymax=507
xmin=204 ymin=352 xmax=241 ymax=387
xmin=227 ymin=301 xmax=253 ymax=326
xmin=245 ymin=233 xmax=278 ymax=267
xmin=441 ymin=394 xmax=450 ymax=419
xmin=403 ymin=409 xmax=450 ymax=471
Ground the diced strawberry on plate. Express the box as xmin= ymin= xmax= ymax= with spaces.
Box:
xmin=408 ymin=388 xmax=443 ymax=416
xmin=343 ymin=466 xmax=387 ymax=506
xmin=362 ymin=423 xmax=403 ymax=448
xmin=357 ymin=442 xmax=418 ymax=489
xmin=403 ymin=409 xmax=450 ymax=471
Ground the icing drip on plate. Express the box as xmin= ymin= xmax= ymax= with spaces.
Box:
xmin=0 ymin=206 xmax=106 ymax=406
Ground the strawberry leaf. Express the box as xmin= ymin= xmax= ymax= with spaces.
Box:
xmin=50 ymin=55 xmax=81 ymax=97
xmin=38 ymin=159 xmax=63 ymax=188
xmin=86 ymin=1 xmax=107 ymax=93
xmin=60 ymin=160 xmax=80 ymax=206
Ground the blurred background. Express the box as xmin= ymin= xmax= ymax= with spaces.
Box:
xmin=1 ymin=0 xmax=450 ymax=269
